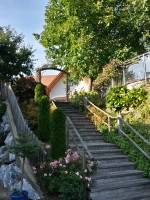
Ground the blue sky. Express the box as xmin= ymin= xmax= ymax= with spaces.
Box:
xmin=0 ymin=0 xmax=58 ymax=75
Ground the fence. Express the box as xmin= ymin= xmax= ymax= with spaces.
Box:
xmin=0 ymin=82 xmax=45 ymax=165
xmin=83 ymin=97 xmax=150 ymax=161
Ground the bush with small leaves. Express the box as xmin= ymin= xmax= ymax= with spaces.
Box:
xmin=34 ymin=83 xmax=45 ymax=105
xmin=38 ymin=95 xmax=51 ymax=141
xmin=51 ymin=108 xmax=66 ymax=159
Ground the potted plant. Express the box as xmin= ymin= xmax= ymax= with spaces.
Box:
xmin=9 ymin=133 xmax=40 ymax=200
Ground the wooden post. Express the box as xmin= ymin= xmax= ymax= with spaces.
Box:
xmin=82 ymin=147 xmax=86 ymax=173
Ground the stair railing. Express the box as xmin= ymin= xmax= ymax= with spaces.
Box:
xmin=83 ymin=97 xmax=150 ymax=161
xmin=118 ymin=118 xmax=150 ymax=160
xmin=83 ymin=97 xmax=117 ymax=131
xmin=52 ymin=101 xmax=95 ymax=172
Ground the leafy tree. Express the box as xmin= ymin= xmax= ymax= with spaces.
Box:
xmin=35 ymin=0 xmax=149 ymax=89
xmin=12 ymin=77 xmax=37 ymax=102
xmin=0 ymin=26 xmax=34 ymax=81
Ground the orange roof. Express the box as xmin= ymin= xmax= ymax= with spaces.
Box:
xmin=40 ymin=75 xmax=57 ymax=87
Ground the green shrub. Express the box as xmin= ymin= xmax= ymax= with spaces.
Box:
xmin=106 ymin=85 xmax=129 ymax=113
xmin=99 ymin=125 xmax=150 ymax=177
xmin=35 ymin=150 xmax=92 ymax=199
xmin=106 ymin=85 xmax=148 ymax=113
xmin=128 ymin=87 xmax=148 ymax=108
xmin=20 ymin=99 xmax=38 ymax=134
xmin=34 ymin=84 xmax=45 ymax=105
xmin=50 ymin=108 xmax=66 ymax=159
xmin=38 ymin=95 xmax=51 ymax=141
xmin=70 ymin=90 xmax=103 ymax=110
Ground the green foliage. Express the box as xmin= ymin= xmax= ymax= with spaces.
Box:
xmin=35 ymin=150 xmax=92 ymax=199
xmin=34 ymin=83 xmax=45 ymax=105
xmin=9 ymin=133 xmax=40 ymax=158
xmin=106 ymin=85 xmax=148 ymax=113
xmin=20 ymin=99 xmax=38 ymax=134
xmin=38 ymin=95 xmax=51 ymax=141
xmin=70 ymin=90 xmax=103 ymax=111
xmin=50 ymin=108 xmax=66 ymax=160
xmin=106 ymin=85 xmax=129 ymax=112
xmin=0 ymin=26 xmax=34 ymax=81
xmin=35 ymin=0 xmax=149 ymax=84
xmin=12 ymin=77 xmax=37 ymax=103
xmin=99 ymin=125 xmax=150 ymax=177
xmin=0 ymin=101 xmax=7 ymax=119
xmin=9 ymin=133 xmax=40 ymax=193
xmin=128 ymin=87 xmax=148 ymax=108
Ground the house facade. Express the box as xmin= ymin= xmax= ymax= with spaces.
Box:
xmin=34 ymin=72 xmax=90 ymax=101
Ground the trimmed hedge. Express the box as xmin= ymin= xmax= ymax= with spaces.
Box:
xmin=34 ymin=83 xmax=45 ymax=105
xmin=50 ymin=108 xmax=66 ymax=160
xmin=38 ymin=95 xmax=51 ymax=141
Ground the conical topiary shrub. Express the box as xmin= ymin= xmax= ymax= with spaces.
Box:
xmin=38 ymin=95 xmax=51 ymax=141
xmin=34 ymin=83 xmax=45 ymax=105
xmin=50 ymin=108 xmax=66 ymax=159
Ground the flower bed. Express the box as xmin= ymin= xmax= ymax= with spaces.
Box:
xmin=33 ymin=149 xmax=97 ymax=200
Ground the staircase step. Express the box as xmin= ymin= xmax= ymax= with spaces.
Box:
xmin=91 ymin=177 xmax=150 ymax=192
xmin=94 ymin=155 xmax=129 ymax=163
xmin=70 ymin=142 xmax=117 ymax=151
xmin=55 ymin=102 xmax=150 ymax=200
xmin=90 ymin=149 xmax=123 ymax=156
xmin=90 ymin=187 xmax=150 ymax=200
xmin=91 ymin=169 xmax=143 ymax=180
xmin=97 ymin=162 xmax=135 ymax=173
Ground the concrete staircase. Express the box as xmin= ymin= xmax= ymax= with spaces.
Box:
xmin=55 ymin=102 xmax=150 ymax=200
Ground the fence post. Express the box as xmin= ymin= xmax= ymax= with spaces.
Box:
xmin=117 ymin=114 xmax=122 ymax=136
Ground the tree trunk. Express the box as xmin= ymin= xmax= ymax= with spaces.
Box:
xmin=20 ymin=157 xmax=25 ymax=192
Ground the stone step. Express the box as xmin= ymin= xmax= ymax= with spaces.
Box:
xmin=90 ymin=149 xmax=123 ymax=156
xmin=90 ymin=187 xmax=150 ymax=200
xmin=97 ymin=162 xmax=135 ymax=173
xmin=91 ymin=177 xmax=150 ymax=192
xmin=70 ymin=142 xmax=117 ymax=151
xmin=91 ymin=169 xmax=143 ymax=180
xmin=69 ymin=133 xmax=102 ymax=139
xmin=94 ymin=155 xmax=129 ymax=164
xmin=92 ymin=173 xmax=144 ymax=185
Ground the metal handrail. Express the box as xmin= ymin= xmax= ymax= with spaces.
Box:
xmin=84 ymin=97 xmax=117 ymax=131
xmin=83 ymin=97 xmax=150 ymax=161
xmin=119 ymin=129 xmax=150 ymax=160
xmin=123 ymin=120 xmax=150 ymax=146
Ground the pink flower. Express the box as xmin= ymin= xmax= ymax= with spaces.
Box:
xmin=44 ymin=173 xmax=47 ymax=177
xmin=49 ymin=173 xmax=52 ymax=176
xmin=32 ymin=166 xmax=36 ymax=171
xmin=75 ymin=172 xmax=79 ymax=176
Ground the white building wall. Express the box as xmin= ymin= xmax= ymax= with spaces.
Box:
xmin=50 ymin=76 xmax=66 ymax=99
xmin=70 ymin=79 xmax=89 ymax=94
